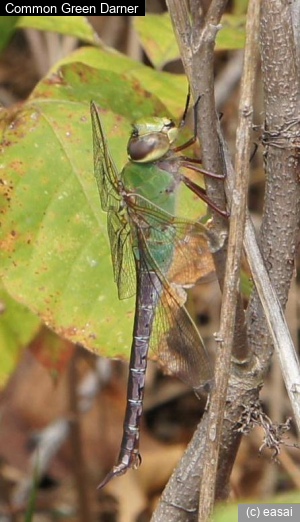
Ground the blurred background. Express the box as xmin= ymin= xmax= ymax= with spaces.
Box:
xmin=0 ymin=3 xmax=300 ymax=521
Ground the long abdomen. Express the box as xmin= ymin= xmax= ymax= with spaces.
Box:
xmin=117 ymin=264 xmax=160 ymax=470
xmin=97 ymin=261 xmax=161 ymax=489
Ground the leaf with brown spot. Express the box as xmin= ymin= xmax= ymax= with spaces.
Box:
xmin=0 ymin=56 xmax=208 ymax=362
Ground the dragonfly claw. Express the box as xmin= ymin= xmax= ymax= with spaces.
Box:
xmin=133 ymin=452 xmax=142 ymax=469
xmin=97 ymin=452 xmax=142 ymax=489
xmin=97 ymin=463 xmax=128 ymax=490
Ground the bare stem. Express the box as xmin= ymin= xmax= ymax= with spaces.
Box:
xmin=244 ymin=0 xmax=300 ymax=422
xmin=198 ymin=2 xmax=261 ymax=520
xmin=151 ymin=1 xmax=300 ymax=520
xmin=167 ymin=0 xmax=249 ymax=363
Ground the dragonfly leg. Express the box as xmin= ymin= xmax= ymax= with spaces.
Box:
xmin=172 ymin=136 xmax=197 ymax=153
xmin=182 ymin=175 xmax=230 ymax=218
xmin=179 ymin=158 xmax=226 ymax=180
xmin=172 ymin=94 xmax=202 ymax=152
xmin=178 ymin=86 xmax=191 ymax=128
xmin=173 ymin=94 xmax=227 ymax=178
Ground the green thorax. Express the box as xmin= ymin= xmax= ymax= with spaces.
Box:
xmin=121 ymin=160 xmax=177 ymax=273
xmin=121 ymin=160 xmax=176 ymax=215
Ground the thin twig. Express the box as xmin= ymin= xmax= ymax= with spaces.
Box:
xmin=151 ymin=1 xmax=300 ymax=520
xmin=219 ymin=137 xmax=300 ymax=433
xmin=198 ymin=2 xmax=261 ymax=520
xmin=167 ymin=0 xmax=249 ymax=365
xmin=217 ymin=0 xmax=300 ymax=463
xmin=244 ymin=0 xmax=300 ymax=373
xmin=167 ymin=0 xmax=227 ymax=214
xmin=242 ymin=0 xmax=300 ymax=431
xmin=244 ymin=217 xmax=300 ymax=431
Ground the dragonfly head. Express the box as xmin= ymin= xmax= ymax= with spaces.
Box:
xmin=127 ymin=117 xmax=178 ymax=163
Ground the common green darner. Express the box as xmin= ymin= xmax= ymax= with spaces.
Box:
xmin=90 ymin=98 xmax=227 ymax=489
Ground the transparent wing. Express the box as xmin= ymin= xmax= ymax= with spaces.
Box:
xmin=107 ymin=210 xmax=136 ymax=300
xmin=139 ymin=234 xmax=212 ymax=390
xmin=151 ymin=277 xmax=213 ymax=390
xmin=130 ymin=196 xmax=221 ymax=389
xmin=91 ymin=102 xmax=136 ymax=298
xmin=129 ymin=195 xmax=220 ymax=286
xmin=90 ymin=101 xmax=122 ymax=212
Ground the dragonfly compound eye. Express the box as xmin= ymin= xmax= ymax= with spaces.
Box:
xmin=127 ymin=132 xmax=171 ymax=163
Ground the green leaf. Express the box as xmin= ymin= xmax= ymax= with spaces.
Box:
xmin=134 ymin=13 xmax=245 ymax=68
xmin=34 ymin=63 xmax=167 ymax=120
xmin=214 ymin=502 xmax=238 ymax=522
xmin=0 ymin=60 xmax=206 ymax=361
xmin=240 ymin=270 xmax=253 ymax=297
xmin=216 ymin=14 xmax=246 ymax=50
xmin=53 ymin=46 xmax=188 ymax=118
xmin=16 ymin=15 xmax=100 ymax=45
xmin=0 ymin=284 xmax=40 ymax=385
xmin=134 ymin=13 xmax=179 ymax=69
xmin=233 ymin=0 xmax=248 ymax=15
xmin=0 ymin=16 xmax=20 ymax=51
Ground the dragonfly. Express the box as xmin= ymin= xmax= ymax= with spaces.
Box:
xmin=91 ymin=96 xmax=227 ymax=489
